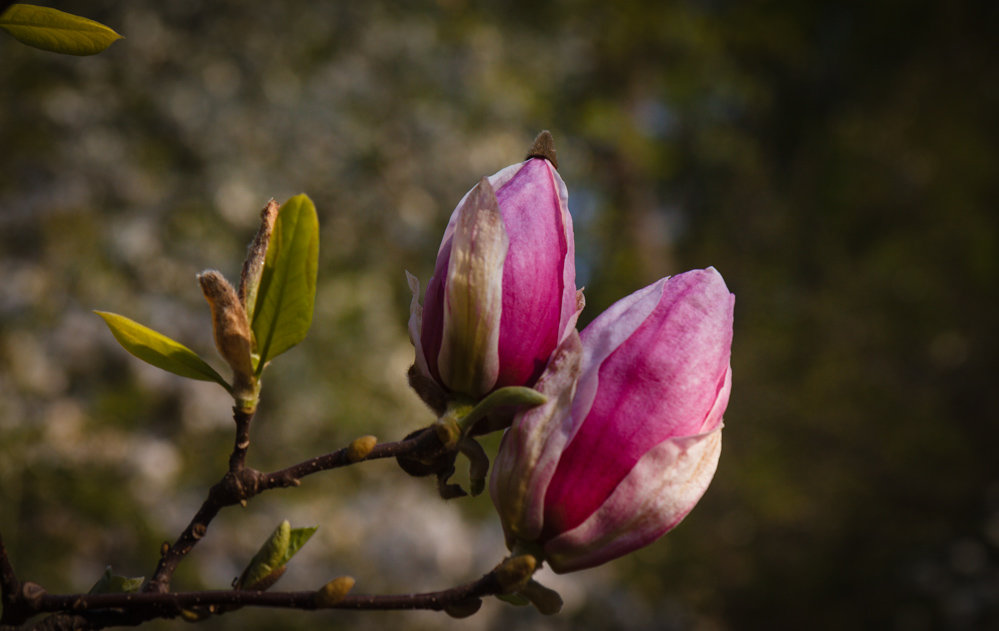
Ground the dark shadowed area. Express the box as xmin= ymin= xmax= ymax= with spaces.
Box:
xmin=2 ymin=1 xmax=996 ymax=629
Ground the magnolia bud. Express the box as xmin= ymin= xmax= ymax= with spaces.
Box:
xmin=409 ymin=135 xmax=579 ymax=404
xmin=490 ymin=268 xmax=735 ymax=573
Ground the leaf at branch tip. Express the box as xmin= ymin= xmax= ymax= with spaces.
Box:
xmin=0 ymin=4 xmax=122 ymax=55
xmin=250 ymin=193 xmax=318 ymax=374
xmin=281 ymin=526 xmax=318 ymax=566
xmin=236 ymin=522 xmax=317 ymax=591
xmin=237 ymin=520 xmax=291 ymax=591
xmin=88 ymin=567 xmax=144 ymax=594
xmin=239 ymin=199 xmax=280 ymax=325
xmin=94 ymin=311 xmax=232 ymax=392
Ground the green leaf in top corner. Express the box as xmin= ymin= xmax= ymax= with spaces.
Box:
xmin=95 ymin=311 xmax=231 ymax=392
xmin=0 ymin=4 xmax=122 ymax=56
xmin=251 ymin=194 xmax=318 ymax=374
xmin=89 ymin=567 xmax=144 ymax=594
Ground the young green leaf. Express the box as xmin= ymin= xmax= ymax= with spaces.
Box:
xmin=237 ymin=520 xmax=291 ymax=591
xmin=0 ymin=4 xmax=122 ymax=56
xmin=95 ymin=311 xmax=231 ymax=392
xmin=281 ymin=526 xmax=318 ymax=566
xmin=88 ymin=567 xmax=144 ymax=594
xmin=251 ymin=194 xmax=318 ymax=374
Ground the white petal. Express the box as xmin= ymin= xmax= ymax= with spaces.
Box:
xmin=439 ymin=178 xmax=508 ymax=395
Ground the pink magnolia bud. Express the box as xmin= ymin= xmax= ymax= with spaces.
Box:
xmin=490 ymin=268 xmax=734 ymax=573
xmin=408 ymin=156 xmax=579 ymax=400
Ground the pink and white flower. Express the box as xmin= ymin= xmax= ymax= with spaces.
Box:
xmin=409 ymin=157 xmax=579 ymax=400
xmin=490 ymin=267 xmax=734 ymax=573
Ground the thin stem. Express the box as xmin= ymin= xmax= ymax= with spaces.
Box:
xmin=143 ymin=427 xmax=441 ymax=593
xmin=145 ymin=406 xmax=257 ymax=593
xmin=30 ymin=570 xmax=501 ymax=623
xmin=228 ymin=407 xmax=254 ymax=473
xmin=259 ymin=427 xmax=440 ymax=490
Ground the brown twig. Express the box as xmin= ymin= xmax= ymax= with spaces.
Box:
xmin=228 ymin=407 xmax=254 ymax=473
xmin=143 ymin=426 xmax=442 ymax=594
xmin=9 ymin=424 xmax=449 ymax=628
xmin=259 ymin=426 xmax=442 ymax=490
xmin=14 ymin=568 xmax=501 ymax=630
xmin=37 ymin=570 xmax=499 ymax=613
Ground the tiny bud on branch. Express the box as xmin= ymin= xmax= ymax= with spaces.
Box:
xmin=314 ymin=576 xmax=355 ymax=608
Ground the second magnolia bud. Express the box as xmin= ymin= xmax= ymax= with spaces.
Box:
xmin=409 ymin=134 xmax=580 ymax=404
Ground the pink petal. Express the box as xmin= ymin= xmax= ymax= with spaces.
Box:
xmin=494 ymin=159 xmax=574 ymax=388
xmin=542 ymin=268 xmax=734 ymax=538
xmin=544 ymin=423 xmax=723 ymax=573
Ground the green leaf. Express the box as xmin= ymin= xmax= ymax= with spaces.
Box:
xmin=280 ymin=526 xmax=318 ymax=566
xmin=0 ymin=4 xmax=122 ymax=56
xmin=95 ymin=311 xmax=231 ymax=392
xmin=88 ymin=567 xmax=144 ymax=594
xmin=237 ymin=520 xmax=288 ymax=590
xmin=251 ymin=194 xmax=318 ymax=374
xmin=236 ymin=522 xmax=318 ymax=591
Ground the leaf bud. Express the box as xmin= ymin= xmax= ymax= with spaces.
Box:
xmin=314 ymin=576 xmax=355 ymax=608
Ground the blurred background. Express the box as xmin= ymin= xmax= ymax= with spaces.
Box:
xmin=1 ymin=1 xmax=997 ymax=629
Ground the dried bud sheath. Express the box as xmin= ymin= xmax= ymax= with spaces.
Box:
xmin=199 ymin=270 xmax=254 ymax=397
xmin=239 ymin=199 xmax=280 ymax=322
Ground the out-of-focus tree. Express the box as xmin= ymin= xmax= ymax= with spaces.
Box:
xmin=1 ymin=0 xmax=996 ymax=629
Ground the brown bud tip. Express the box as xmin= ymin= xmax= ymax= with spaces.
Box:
xmin=347 ymin=435 xmax=378 ymax=462
xmin=21 ymin=581 xmax=47 ymax=607
xmin=522 ymin=578 xmax=564 ymax=615
xmin=314 ymin=576 xmax=355 ymax=608
xmin=240 ymin=199 xmax=280 ymax=312
xmin=526 ymin=130 xmax=558 ymax=169
xmin=494 ymin=554 xmax=538 ymax=594
xmin=444 ymin=597 xmax=482 ymax=618
xmin=199 ymin=270 xmax=254 ymax=381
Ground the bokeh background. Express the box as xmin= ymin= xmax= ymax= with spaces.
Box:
xmin=2 ymin=1 xmax=997 ymax=629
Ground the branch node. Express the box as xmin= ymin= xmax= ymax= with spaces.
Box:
xmin=192 ymin=523 xmax=208 ymax=540
xmin=20 ymin=582 xmax=46 ymax=608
